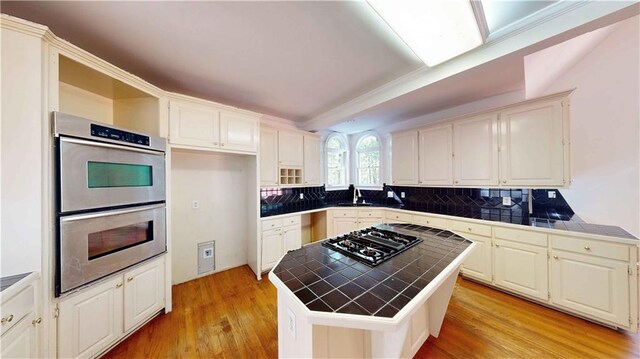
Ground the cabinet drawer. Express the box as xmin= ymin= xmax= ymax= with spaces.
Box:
xmin=385 ymin=211 xmax=412 ymax=223
xmin=358 ymin=209 xmax=383 ymax=218
xmin=1 ymin=285 xmax=34 ymax=335
xmin=282 ymin=215 xmax=301 ymax=226
xmin=450 ymin=220 xmax=491 ymax=237
xmin=550 ymin=235 xmax=629 ymax=261
xmin=333 ymin=210 xmax=358 ymax=218
xmin=494 ymin=227 xmax=547 ymax=247
xmin=262 ymin=218 xmax=283 ymax=231
xmin=412 ymin=215 xmax=447 ymax=229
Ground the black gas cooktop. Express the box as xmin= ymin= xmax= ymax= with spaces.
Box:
xmin=322 ymin=227 xmax=422 ymax=266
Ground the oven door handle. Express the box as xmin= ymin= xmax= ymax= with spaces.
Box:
xmin=61 ymin=203 xmax=165 ymax=222
xmin=60 ymin=137 xmax=165 ymax=156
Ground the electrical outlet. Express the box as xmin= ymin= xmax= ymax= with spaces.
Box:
xmin=287 ymin=308 xmax=296 ymax=339
xmin=502 ymin=196 xmax=512 ymax=206
xmin=299 ymin=193 xmax=304 ymax=200
xmin=387 ymin=191 xmax=394 ymax=198
xmin=548 ymin=191 xmax=557 ymax=199
xmin=192 ymin=200 xmax=199 ymax=209
xmin=401 ymin=192 xmax=405 ymax=199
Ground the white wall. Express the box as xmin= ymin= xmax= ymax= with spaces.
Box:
xmin=1 ymin=28 xmax=43 ymax=276
xmin=526 ymin=16 xmax=640 ymax=236
xmin=171 ymin=150 xmax=254 ymax=284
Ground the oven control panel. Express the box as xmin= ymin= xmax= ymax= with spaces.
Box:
xmin=91 ymin=124 xmax=150 ymax=146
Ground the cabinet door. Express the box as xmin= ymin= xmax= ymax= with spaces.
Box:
xmin=260 ymin=127 xmax=279 ymax=187
xmin=169 ymin=100 xmax=220 ymax=148
xmin=358 ymin=218 xmax=382 ymax=230
xmin=550 ymin=250 xmax=629 ymax=327
xmin=453 ymin=113 xmax=499 ymax=186
xmin=282 ymin=226 xmax=302 ymax=253
xmin=461 ymin=234 xmax=492 ymax=283
xmin=219 ymin=110 xmax=258 ymax=153
xmin=499 ymin=99 xmax=566 ymax=186
xmin=278 ymin=131 xmax=304 ymax=167
xmin=58 ymin=277 xmax=124 ymax=359
xmin=494 ymin=239 xmax=548 ymax=301
xmin=391 ymin=131 xmax=419 ymax=185
xmin=0 ymin=312 xmax=37 ymax=359
xmin=262 ymin=229 xmax=283 ymax=271
xmin=418 ymin=124 xmax=453 ymax=185
xmin=123 ymin=257 xmax=165 ymax=332
xmin=303 ymin=135 xmax=322 ymax=186
xmin=332 ymin=218 xmax=358 ymax=236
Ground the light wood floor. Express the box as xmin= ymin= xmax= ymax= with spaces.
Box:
xmin=103 ymin=265 xmax=639 ymax=359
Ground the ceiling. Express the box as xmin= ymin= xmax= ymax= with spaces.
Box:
xmin=2 ymin=1 xmax=637 ymax=133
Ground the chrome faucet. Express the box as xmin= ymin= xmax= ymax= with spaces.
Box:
xmin=353 ymin=187 xmax=362 ymax=204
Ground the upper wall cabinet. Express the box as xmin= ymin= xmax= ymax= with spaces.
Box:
xmin=499 ymin=98 xmax=568 ymax=186
xmin=260 ymin=127 xmax=279 ymax=187
xmin=453 ymin=112 xmax=499 ymax=186
xmin=303 ymin=135 xmax=322 ymax=186
xmin=278 ymin=131 xmax=304 ymax=167
xmin=391 ymin=131 xmax=419 ymax=185
xmin=169 ymin=99 xmax=259 ymax=154
xmin=418 ymin=124 xmax=453 ymax=186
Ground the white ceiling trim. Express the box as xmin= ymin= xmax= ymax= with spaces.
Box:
xmin=302 ymin=1 xmax=638 ymax=132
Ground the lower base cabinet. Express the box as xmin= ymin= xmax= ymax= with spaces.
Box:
xmin=261 ymin=216 xmax=302 ymax=271
xmin=332 ymin=218 xmax=358 ymax=236
xmin=0 ymin=310 xmax=38 ymax=359
xmin=58 ymin=256 xmax=165 ymax=359
xmin=550 ymin=250 xmax=630 ymax=327
xmin=493 ymin=239 xmax=548 ymax=301
xmin=460 ymin=233 xmax=492 ymax=283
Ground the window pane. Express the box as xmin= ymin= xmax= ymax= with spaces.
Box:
xmin=328 ymin=168 xmax=344 ymax=186
xmin=327 ymin=152 xmax=343 ymax=168
xmin=357 ymin=135 xmax=379 ymax=150
xmin=327 ymin=137 xmax=343 ymax=150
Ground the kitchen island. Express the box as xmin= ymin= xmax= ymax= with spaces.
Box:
xmin=268 ymin=223 xmax=475 ymax=358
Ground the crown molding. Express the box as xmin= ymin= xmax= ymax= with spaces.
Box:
xmin=1 ymin=13 xmax=50 ymax=38
xmin=302 ymin=1 xmax=638 ymax=133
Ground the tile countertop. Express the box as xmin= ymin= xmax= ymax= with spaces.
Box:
xmin=271 ymin=224 xmax=472 ymax=317
xmin=261 ymin=200 xmax=638 ymax=241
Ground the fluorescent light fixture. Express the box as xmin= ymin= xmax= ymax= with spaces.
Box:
xmin=367 ymin=0 xmax=483 ymax=66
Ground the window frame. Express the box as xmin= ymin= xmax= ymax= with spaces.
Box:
xmin=324 ymin=133 xmax=349 ymax=190
xmin=354 ymin=133 xmax=382 ymax=189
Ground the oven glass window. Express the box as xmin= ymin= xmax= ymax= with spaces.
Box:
xmin=87 ymin=161 xmax=153 ymax=188
xmin=88 ymin=222 xmax=153 ymax=260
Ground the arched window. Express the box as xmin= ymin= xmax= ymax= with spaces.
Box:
xmin=356 ymin=134 xmax=381 ymax=186
xmin=325 ymin=134 xmax=348 ymax=187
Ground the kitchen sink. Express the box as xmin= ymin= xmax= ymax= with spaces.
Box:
xmin=337 ymin=202 xmax=373 ymax=207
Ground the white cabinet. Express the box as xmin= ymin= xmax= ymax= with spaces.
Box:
xmin=169 ymin=100 xmax=220 ymax=148
xmin=1 ymin=311 xmax=37 ymax=359
xmin=332 ymin=218 xmax=359 ymax=236
xmin=499 ymin=98 xmax=567 ymax=187
xmin=453 ymin=113 xmax=499 ymax=186
xmin=58 ymin=277 xmax=124 ymax=359
xmin=391 ymin=131 xmax=419 ymax=185
xmin=123 ymin=257 xmax=165 ymax=332
xmin=278 ymin=131 xmax=304 ymax=167
xmin=493 ymin=239 xmax=548 ymax=301
xmin=303 ymin=135 xmax=322 ymax=186
xmin=261 ymin=215 xmax=302 ymax=271
xmin=260 ymin=127 xmax=279 ymax=187
xmin=219 ymin=110 xmax=259 ymax=152
xmin=0 ymin=274 xmax=41 ymax=359
xmin=418 ymin=124 xmax=453 ymax=185
xmin=58 ymin=256 xmax=166 ymax=359
xmin=460 ymin=233 xmax=493 ymax=283
xmin=170 ymin=100 xmax=259 ymax=153
xmin=261 ymin=229 xmax=284 ymax=271
xmin=283 ymin=225 xmax=303 ymax=253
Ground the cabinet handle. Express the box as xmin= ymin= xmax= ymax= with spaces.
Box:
xmin=116 ymin=283 xmax=123 ymax=288
xmin=32 ymin=317 xmax=42 ymax=325
xmin=127 ymin=277 xmax=134 ymax=282
xmin=553 ymin=255 xmax=559 ymax=259
xmin=1 ymin=314 xmax=14 ymax=324
xmin=584 ymin=246 xmax=591 ymax=251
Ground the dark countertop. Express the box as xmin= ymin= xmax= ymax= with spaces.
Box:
xmin=261 ymin=200 xmax=638 ymax=240
xmin=271 ymin=223 xmax=472 ymax=317
xmin=1 ymin=272 xmax=31 ymax=292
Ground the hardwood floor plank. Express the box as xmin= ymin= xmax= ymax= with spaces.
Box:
xmin=102 ymin=265 xmax=639 ymax=359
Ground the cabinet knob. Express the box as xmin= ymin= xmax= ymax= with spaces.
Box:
xmin=495 ymin=244 xmax=500 ymax=248
xmin=32 ymin=317 xmax=42 ymax=325
xmin=127 ymin=277 xmax=134 ymax=282
xmin=426 ymin=220 xmax=430 ymax=224
xmin=553 ymin=255 xmax=559 ymax=259
xmin=468 ymin=227 xmax=472 ymax=231
xmin=213 ymin=142 xmax=218 ymax=146
xmin=502 ymin=180 xmax=507 ymax=184
xmin=116 ymin=283 xmax=123 ymax=288
xmin=584 ymin=246 xmax=591 ymax=251
xmin=221 ymin=143 xmax=225 ymax=146
xmin=1 ymin=314 xmax=14 ymax=324
xmin=455 ymin=181 xmax=459 ymax=184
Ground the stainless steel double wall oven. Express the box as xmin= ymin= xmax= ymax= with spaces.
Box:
xmin=54 ymin=112 xmax=167 ymax=296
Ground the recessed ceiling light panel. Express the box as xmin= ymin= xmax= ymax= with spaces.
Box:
xmin=367 ymin=0 xmax=483 ymax=66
